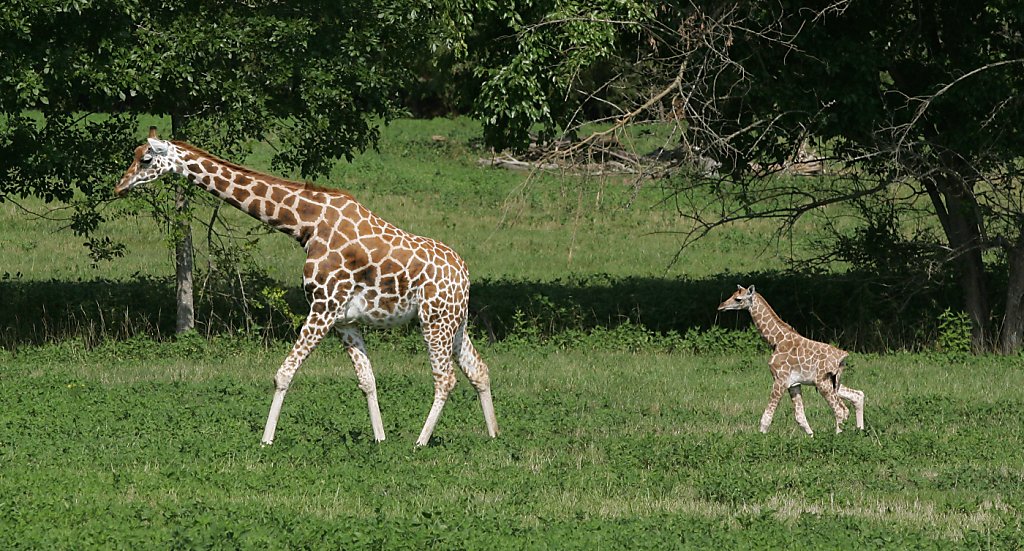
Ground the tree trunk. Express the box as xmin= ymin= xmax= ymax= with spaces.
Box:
xmin=171 ymin=114 xmax=195 ymax=334
xmin=999 ymin=245 xmax=1024 ymax=354
xmin=957 ymin=241 xmax=989 ymax=353
xmin=174 ymin=185 xmax=195 ymax=333
xmin=923 ymin=171 xmax=990 ymax=352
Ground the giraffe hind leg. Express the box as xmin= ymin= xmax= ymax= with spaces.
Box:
xmin=455 ymin=323 xmax=499 ymax=438
xmin=415 ymin=326 xmax=458 ymax=447
xmin=817 ymin=374 xmax=848 ymax=433
xmin=337 ymin=326 xmax=386 ymax=442
xmin=838 ymin=385 xmax=865 ymax=430
xmin=827 ymin=373 xmax=850 ymax=422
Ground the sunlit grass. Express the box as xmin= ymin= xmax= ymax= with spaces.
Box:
xmin=3 ymin=341 xmax=1022 ymax=546
xmin=1 ymin=118 xmax=802 ymax=284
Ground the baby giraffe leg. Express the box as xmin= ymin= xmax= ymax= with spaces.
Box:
xmin=788 ymin=386 xmax=814 ymax=436
xmin=838 ymin=385 xmax=865 ymax=430
xmin=816 ymin=375 xmax=849 ymax=433
xmin=760 ymin=380 xmax=786 ymax=433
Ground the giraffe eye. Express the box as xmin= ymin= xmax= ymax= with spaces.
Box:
xmin=141 ymin=153 xmax=153 ymax=164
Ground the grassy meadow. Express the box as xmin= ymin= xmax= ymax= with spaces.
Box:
xmin=1 ymin=118 xmax=1023 ymax=548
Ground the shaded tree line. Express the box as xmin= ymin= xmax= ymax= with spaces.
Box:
xmin=443 ymin=0 xmax=1024 ymax=354
xmin=3 ymin=0 xmax=1023 ymax=353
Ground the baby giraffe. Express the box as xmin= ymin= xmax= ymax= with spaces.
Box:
xmin=717 ymin=285 xmax=865 ymax=436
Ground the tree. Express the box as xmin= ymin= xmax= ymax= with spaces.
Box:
xmin=1 ymin=0 xmax=436 ymax=333
xmin=459 ymin=0 xmax=1024 ymax=353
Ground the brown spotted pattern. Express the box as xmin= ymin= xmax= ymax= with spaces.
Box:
xmin=116 ymin=131 xmax=499 ymax=447
xmin=717 ymin=285 xmax=865 ymax=436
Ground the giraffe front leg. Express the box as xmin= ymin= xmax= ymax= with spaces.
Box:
xmin=261 ymin=308 xmax=335 ymax=446
xmin=788 ymin=385 xmax=814 ymax=436
xmin=838 ymin=385 xmax=865 ymax=430
xmin=337 ymin=326 xmax=386 ymax=442
xmin=760 ymin=380 xmax=786 ymax=433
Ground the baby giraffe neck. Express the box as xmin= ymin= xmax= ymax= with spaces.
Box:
xmin=748 ymin=295 xmax=793 ymax=348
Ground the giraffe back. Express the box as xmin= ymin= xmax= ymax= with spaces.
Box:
xmin=302 ymin=194 xmax=470 ymax=328
xmin=770 ymin=333 xmax=849 ymax=386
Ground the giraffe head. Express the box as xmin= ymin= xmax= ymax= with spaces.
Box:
xmin=717 ymin=284 xmax=756 ymax=312
xmin=114 ymin=127 xmax=182 ymax=196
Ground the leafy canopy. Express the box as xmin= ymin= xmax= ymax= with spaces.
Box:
xmin=0 ymin=0 xmax=439 ymax=237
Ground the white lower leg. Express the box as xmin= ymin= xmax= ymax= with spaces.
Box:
xmin=839 ymin=386 xmax=865 ymax=429
xmin=263 ymin=309 xmax=335 ymax=446
xmin=789 ymin=387 xmax=814 ymax=436
xmin=478 ymin=388 xmax=499 ymax=438
xmin=366 ymin=392 xmax=385 ymax=442
xmin=416 ymin=396 xmax=448 ymax=447
xmin=261 ymin=389 xmax=287 ymax=446
xmin=759 ymin=409 xmax=775 ymax=433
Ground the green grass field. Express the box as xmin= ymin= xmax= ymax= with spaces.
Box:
xmin=3 ymin=338 xmax=1023 ymax=548
xmin=1 ymin=117 xmax=1022 ymax=548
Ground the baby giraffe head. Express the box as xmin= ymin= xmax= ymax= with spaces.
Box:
xmin=717 ymin=284 xmax=756 ymax=312
xmin=115 ymin=126 xmax=180 ymax=196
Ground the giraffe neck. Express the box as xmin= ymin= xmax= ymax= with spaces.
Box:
xmin=748 ymin=294 xmax=799 ymax=348
xmin=172 ymin=142 xmax=336 ymax=243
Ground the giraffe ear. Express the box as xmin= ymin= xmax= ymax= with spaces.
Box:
xmin=748 ymin=285 xmax=756 ymax=295
xmin=147 ymin=138 xmax=168 ymax=155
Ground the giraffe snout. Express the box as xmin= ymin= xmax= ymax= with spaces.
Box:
xmin=114 ymin=171 xmax=139 ymax=196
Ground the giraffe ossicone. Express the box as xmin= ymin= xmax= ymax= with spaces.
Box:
xmin=717 ymin=284 xmax=865 ymax=436
xmin=117 ymin=127 xmax=499 ymax=447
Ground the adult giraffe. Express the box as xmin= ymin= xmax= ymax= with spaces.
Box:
xmin=116 ymin=127 xmax=499 ymax=447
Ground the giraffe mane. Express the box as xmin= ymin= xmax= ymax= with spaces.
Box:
xmin=170 ymin=141 xmax=352 ymax=197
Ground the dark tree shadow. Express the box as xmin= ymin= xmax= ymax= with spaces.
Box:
xmin=0 ymin=270 xmax=964 ymax=352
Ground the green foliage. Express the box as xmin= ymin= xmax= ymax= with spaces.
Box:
xmin=937 ymin=309 xmax=973 ymax=356
xmin=832 ymin=198 xmax=945 ymax=278
xmin=255 ymin=285 xmax=306 ymax=333
xmin=444 ymin=0 xmax=653 ymax=150
xmin=0 ymin=0 xmax=441 ymax=267
xmin=679 ymin=325 xmax=766 ymax=356
xmin=457 ymin=0 xmax=1024 ymax=352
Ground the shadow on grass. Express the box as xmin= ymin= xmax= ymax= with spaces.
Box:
xmin=0 ymin=271 xmax=961 ymax=352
